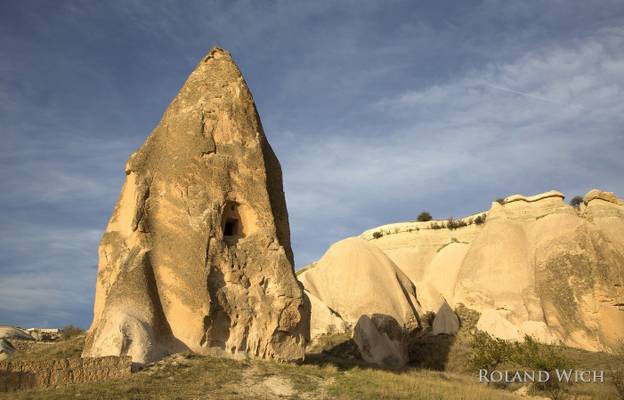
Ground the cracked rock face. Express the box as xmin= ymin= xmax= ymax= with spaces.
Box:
xmin=82 ymin=48 xmax=309 ymax=364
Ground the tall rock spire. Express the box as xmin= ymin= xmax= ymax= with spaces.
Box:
xmin=83 ymin=48 xmax=309 ymax=364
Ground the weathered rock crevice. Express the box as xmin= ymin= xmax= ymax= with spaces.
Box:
xmin=83 ymin=47 xmax=308 ymax=364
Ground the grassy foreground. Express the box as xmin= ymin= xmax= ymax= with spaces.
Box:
xmin=3 ymin=329 xmax=622 ymax=399
xmin=3 ymin=348 xmax=519 ymax=399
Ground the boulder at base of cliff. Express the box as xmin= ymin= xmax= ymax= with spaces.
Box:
xmin=432 ymin=301 xmax=460 ymax=335
xmin=305 ymin=290 xmax=349 ymax=341
xmin=352 ymin=314 xmax=408 ymax=369
xmin=0 ymin=339 xmax=16 ymax=361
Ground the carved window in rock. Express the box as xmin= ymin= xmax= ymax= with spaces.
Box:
xmin=222 ymin=201 xmax=253 ymax=244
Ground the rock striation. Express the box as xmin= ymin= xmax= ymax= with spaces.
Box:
xmin=83 ymin=48 xmax=308 ymax=364
xmin=362 ymin=189 xmax=624 ymax=352
xmin=0 ymin=357 xmax=131 ymax=392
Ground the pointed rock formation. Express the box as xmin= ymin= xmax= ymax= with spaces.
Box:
xmin=432 ymin=301 xmax=460 ymax=336
xmin=83 ymin=48 xmax=308 ymax=364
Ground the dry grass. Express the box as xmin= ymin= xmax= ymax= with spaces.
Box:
xmin=10 ymin=335 xmax=85 ymax=361
xmin=2 ymin=331 xmax=622 ymax=399
xmin=0 ymin=341 xmax=523 ymax=400
xmin=0 ymin=356 xmax=526 ymax=400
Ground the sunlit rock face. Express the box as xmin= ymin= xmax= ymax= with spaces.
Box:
xmin=298 ymin=237 xmax=422 ymax=331
xmin=83 ymin=48 xmax=309 ymax=364
xmin=363 ymin=189 xmax=624 ymax=352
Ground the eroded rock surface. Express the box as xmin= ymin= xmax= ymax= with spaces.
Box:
xmin=362 ymin=189 xmax=624 ymax=352
xmin=0 ymin=340 xmax=15 ymax=361
xmin=352 ymin=314 xmax=408 ymax=369
xmin=432 ymin=301 xmax=460 ymax=336
xmin=298 ymin=237 xmax=421 ymax=330
xmin=83 ymin=48 xmax=308 ymax=364
xmin=304 ymin=290 xmax=349 ymax=341
xmin=0 ymin=357 xmax=131 ymax=391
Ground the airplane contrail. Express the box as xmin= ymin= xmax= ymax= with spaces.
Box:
xmin=480 ymin=83 xmax=583 ymax=108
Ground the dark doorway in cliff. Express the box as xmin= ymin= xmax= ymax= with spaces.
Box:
xmin=224 ymin=219 xmax=237 ymax=237
xmin=223 ymin=201 xmax=244 ymax=244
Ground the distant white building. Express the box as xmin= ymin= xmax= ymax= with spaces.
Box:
xmin=26 ymin=328 xmax=61 ymax=341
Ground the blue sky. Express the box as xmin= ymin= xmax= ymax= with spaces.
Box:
xmin=1 ymin=1 xmax=623 ymax=328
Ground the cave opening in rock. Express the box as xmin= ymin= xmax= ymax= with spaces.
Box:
xmin=224 ymin=219 xmax=238 ymax=237
xmin=223 ymin=201 xmax=245 ymax=243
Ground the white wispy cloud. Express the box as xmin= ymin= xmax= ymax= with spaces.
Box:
xmin=1 ymin=1 xmax=623 ymax=327
xmin=280 ymin=25 xmax=624 ymax=265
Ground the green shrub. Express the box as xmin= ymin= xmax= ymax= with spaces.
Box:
xmin=423 ymin=311 xmax=436 ymax=329
xmin=509 ymin=336 xmax=568 ymax=372
xmin=474 ymin=214 xmax=487 ymax=225
xmin=372 ymin=231 xmax=383 ymax=239
xmin=430 ymin=222 xmax=444 ymax=230
xmin=61 ymin=325 xmax=83 ymax=340
xmin=469 ymin=331 xmax=512 ymax=370
xmin=470 ymin=332 xmax=571 ymax=397
xmin=569 ymin=195 xmax=583 ymax=208
xmin=447 ymin=218 xmax=468 ymax=230
xmin=417 ymin=212 xmax=433 ymax=222
xmin=510 ymin=336 xmax=569 ymax=397
xmin=447 ymin=218 xmax=457 ymax=229
xmin=470 ymin=333 xmax=569 ymax=371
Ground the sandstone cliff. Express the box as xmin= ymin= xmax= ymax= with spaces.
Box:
xmin=83 ymin=48 xmax=308 ymax=364
xmin=361 ymin=189 xmax=624 ymax=351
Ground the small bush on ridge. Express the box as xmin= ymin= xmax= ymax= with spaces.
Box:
xmin=417 ymin=211 xmax=433 ymax=222
xmin=61 ymin=325 xmax=83 ymax=340
xmin=569 ymin=195 xmax=583 ymax=209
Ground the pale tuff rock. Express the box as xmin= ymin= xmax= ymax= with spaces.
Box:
xmin=476 ymin=309 xmax=523 ymax=342
xmin=352 ymin=314 xmax=408 ymax=369
xmin=361 ymin=190 xmax=624 ymax=352
xmin=0 ymin=327 xmax=33 ymax=361
xmin=304 ymin=290 xmax=349 ymax=341
xmin=502 ymin=190 xmax=565 ymax=205
xmin=360 ymin=211 xmax=487 ymax=241
xmin=455 ymin=190 xmax=624 ymax=351
xmin=475 ymin=310 xmax=560 ymax=344
xmin=487 ymin=190 xmax=572 ymax=221
xmin=83 ymin=48 xmax=308 ymax=364
xmin=520 ymin=321 xmax=560 ymax=345
xmin=421 ymin=242 xmax=469 ymax=305
xmin=0 ymin=326 xmax=34 ymax=341
xmin=298 ymin=237 xmax=421 ymax=330
xmin=432 ymin=301 xmax=460 ymax=336
xmin=583 ymin=189 xmax=621 ymax=205
xmin=0 ymin=339 xmax=15 ymax=361
xmin=362 ymin=222 xmax=482 ymax=285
